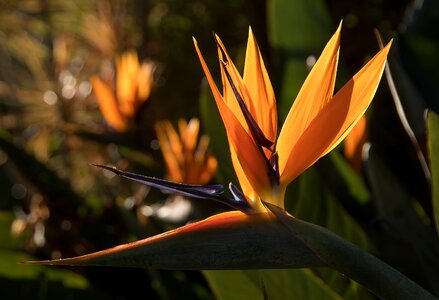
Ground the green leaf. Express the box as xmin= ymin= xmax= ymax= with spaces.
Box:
xmin=365 ymin=145 xmax=439 ymax=295
xmin=0 ymin=249 xmax=87 ymax=288
xmin=0 ymin=249 xmax=114 ymax=299
xmin=23 ymin=211 xmax=325 ymax=269
xmin=377 ymin=35 xmax=431 ymax=181
xmin=288 ymin=167 xmax=369 ymax=249
xmin=285 ymin=166 xmax=372 ymax=299
xmin=264 ymin=203 xmax=436 ymax=300
xmin=267 ymin=0 xmax=332 ymax=121
xmin=204 ymin=269 xmax=342 ymax=300
xmin=203 ymin=270 xmax=262 ymax=300
xmin=0 ymin=211 xmax=24 ymax=250
xmin=384 ymin=44 xmax=427 ymax=138
xmin=319 ymin=152 xmax=370 ymax=205
xmin=23 ymin=203 xmax=435 ymax=299
xmin=399 ymin=0 xmax=439 ymax=112
xmin=428 ymin=111 xmax=439 ymax=234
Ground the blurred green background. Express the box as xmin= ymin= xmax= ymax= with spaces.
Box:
xmin=1 ymin=0 xmax=439 ymax=299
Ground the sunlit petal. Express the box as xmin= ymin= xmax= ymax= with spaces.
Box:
xmin=91 ymin=75 xmax=126 ymax=132
xmin=155 ymin=121 xmax=184 ymax=182
xmin=277 ymin=23 xmax=341 ymax=175
xmin=216 ymin=35 xmax=274 ymax=156
xmin=280 ymin=41 xmax=392 ymax=185
xmin=243 ymin=27 xmax=277 ymax=143
xmin=181 ymin=118 xmax=200 ymax=152
xmin=194 ymin=37 xmax=272 ymax=198
xmin=117 ymin=52 xmax=139 ymax=117
xmin=215 ymin=35 xmax=250 ymax=135
xmin=137 ymin=61 xmax=154 ymax=102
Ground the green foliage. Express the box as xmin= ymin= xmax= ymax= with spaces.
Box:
xmin=0 ymin=211 xmax=109 ymax=300
xmin=428 ymin=112 xmax=439 ymax=235
xmin=267 ymin=0 xmax=332 ymax=122
xmin=1 ymin=0 xmax=438 ymax=299
xmin=204 ymin=269 xmax=342 ymax=300
xmin=365 ymin=146 xmax=439 ymax=294
xmin=286 ymin=167 xmax=372 ymax=299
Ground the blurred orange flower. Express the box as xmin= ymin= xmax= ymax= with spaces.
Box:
xmin=344 ymin=115 xmax=367 ymax=173
xmin=155 ymin=118 xmax=217 ymax=185
xmin=91 ymin=51 xmax=155 ymax=132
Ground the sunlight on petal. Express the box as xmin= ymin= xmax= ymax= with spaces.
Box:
xmin=91 ymin=75 xmax=126 ymax=132
xmin=117 ymin=52 xmax=139 ymax=117
xmin=280 ymin=41 xmax=392 ymax=185
xmin=243 ymin=27 xmax=277 ymax=143
xmin=277 ymin=22 xmax=341 ymax=175
xmin=194 ymin=37 xmax=272 ymax=198
xmin=155 ymin=121 xmax=184 ymax=182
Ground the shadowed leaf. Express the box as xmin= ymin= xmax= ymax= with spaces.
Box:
xmin=22 ymin=211 xmax=324 ymax=270
xmin=204 ymin=269 xmax=342 ymax=300
xmin=267 ymin=0 xmax=332 ymax=122
xmin=427 ymin=111 xmax=439 ymax=235
xmin=365 ymin=145 xmax=439 ymax=294
xmin=263 ymin=202 xmax=436 ymax=300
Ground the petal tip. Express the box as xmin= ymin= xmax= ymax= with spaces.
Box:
xmin=337 ymin=20 xmax=343 ymax=31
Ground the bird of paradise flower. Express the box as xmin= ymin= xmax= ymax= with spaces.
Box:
xmin=91 ymin=51 xmax=155 ymax=132
xmin=155 ymin=118 xmax=218 ymax=185
xmin=191 ymin=23 xmax=391 ymax=212
xmin=23 ymin=23 xmax=404 ymax=284
xmin=145 ymin=118 xmax=218 ymax=223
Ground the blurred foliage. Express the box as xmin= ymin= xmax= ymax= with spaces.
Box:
xmin=0 ymin=0 xmax=438 ymax=299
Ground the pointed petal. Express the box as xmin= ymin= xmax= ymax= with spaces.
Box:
xmin=221 ymin=62 xmax=274 ymax=149
xmin=182 ymin=118 xmax=200 ymax=152
xmin=216 ymin=35 xmax=275 ymax=147
xmin=90 ymin=75 xmax=127 ymax=132
xmin=243 ymin=27 xmax=277 ymax=143
xmin=229 ymin=146 xmax=262 ymax=208
xmin=136 ymin=61 xmax=154 ymax=102
xmin=280 ymin=41 xmax=392 ymax=184
xmin=277 ymin=23 xmax=341 ymax=174
xmin=195 ymin=135 xmax=218 ymax=185
xmin=23 ymin=211 xmax=324 ymax=269
xmin=155 ymin=121 xmax=184 ymax=182
xmin=194 ymin=38 xmax=272 ymax=199
xmin=215 ymin=35 xmax=250 ymax=134
xmin=117 ymin=52 xmax=139 ymax=117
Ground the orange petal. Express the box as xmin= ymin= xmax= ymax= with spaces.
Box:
xmin=195 ymin=135 xmax=218 ymax=185
xmin=243 ymin=27 xmax=277 ymax=143
xmin=91 ymin=75 xmax=126 ymax=132
xmin=277 ymin=23 xmax=341 ymax=176
xmin=181 ymin=118 xmax=200 ymax=152
xmin=216 ymin=34 xmax=275 ymax=150
xmin=194 ymin=38 xmax=271 ymax=200
xmin=136 ymin=61 xmax=154 ymax=102
xmin=280 ymin=41 xmax=392 ymax=185
xmin=344 ymin=115 xmax=367 ymax=172
xmin=229 ymin=148 xmax=267 ymax=210
xmin=155 ymin=121 xmax=184 ymax=182
xmin=117 ymin=51 xmax=139 ymax=117
xmin=199 ymin=155 xmax=218 ymax=185
xmin=215 ymin=35 xmax=250 ymax=136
